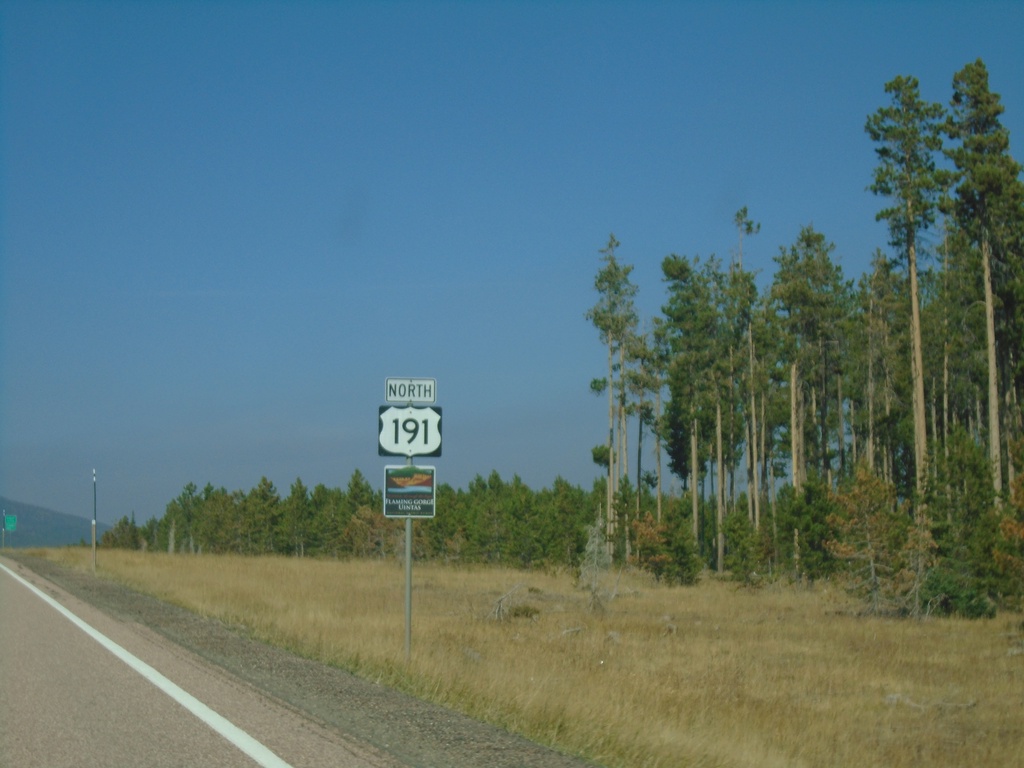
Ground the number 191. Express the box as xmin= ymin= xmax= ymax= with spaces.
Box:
xmin=393 ymin=417 xmax=429 ymax=445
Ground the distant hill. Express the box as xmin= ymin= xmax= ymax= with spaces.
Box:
xmin=0 ymin=497 xmax=112 ymax=549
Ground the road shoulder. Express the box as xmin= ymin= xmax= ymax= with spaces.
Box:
xmin=4 ymin=554 xmax=597 ymax=768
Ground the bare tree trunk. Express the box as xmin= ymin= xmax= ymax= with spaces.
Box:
xmin=943 ymin=339 xmax=950 ymax=460
xmin=619 ymin=346 xmax=628 ymax=482
xmin=982 ymin=234 xmax=1003 ymax=498
xmin=818 ymin=343 xmax=830 ymax=481
xmin=655 ymin=386 xmax=663 ymax=522
xmin=942 ymin=238 xmax=951 ymax=462
xmin=810 ymin=384 xmax=818 ymax=476
xmin=630 ymin=412 xmax=643 ymax=562
xmin=760 ymin=393 xmax=768 ymax=502
xmin=747 ymin=419 xmax=755 ymax=526
xmin=867 ymin=366 xmax=875 ymax=473
xmin=908 ymin=235 xmax=928 ymax=497
xmin=607 ymin=344 xmax=615 ymax=556
xmin=850 ymin=398 xmax=858 ymax=467
xmin=867 ymin=288 xmax=876 ymax=473
xmin=791 ymin=362 xmax=801 ymax=491
xmin=884 ymin=356 xmax=894 ymax=485
xmin=691 ymin=419 xmax=699 ymax=544
xmin=930 ymin=379 xmax=939 ymax=481
xmin=618 ymin=379 xmax=628 ymax=560
xmin=749 ymin=325 xmax=760 ymax=528
xmin=729 ymin=347 xmax=736 ymax=514
xmin=838 ymin=372 xmax=846 ymax=480
xmin=769 ymin=449 xmax=778 ymax=566
xmin=716 ymin=398 xmax=725 ymax=574
xmin=1007 ymin=381 xmax=1019 ymax=491
xmin=793 ymin=528 xmax=801 ymax=582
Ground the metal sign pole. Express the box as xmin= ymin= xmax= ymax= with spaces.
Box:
xmin=92 ymin=469 xmax=97 ymax=574
xmin=1 ymin=511 xmax=14 ymax=548
xmin=404 ymin=455 xmax=413 ymax=663
xmin=405 ymin=516 xmax=413 ymax=662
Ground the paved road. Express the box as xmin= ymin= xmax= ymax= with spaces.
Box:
xmin=0 ymin=557 xmax=398 ymax=768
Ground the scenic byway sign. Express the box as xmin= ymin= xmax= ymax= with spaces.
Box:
xmin=383 ymin=465 xmax=436 ymax=518
xmin=378 ymin=405 xmax=442 ymax=457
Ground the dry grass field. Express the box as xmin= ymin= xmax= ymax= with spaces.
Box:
xmin=33 ymin=548 xmax=1024 ymax=768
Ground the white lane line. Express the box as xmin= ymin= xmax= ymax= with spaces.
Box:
xmin=0 ymin=562 xmax=293 ymax=768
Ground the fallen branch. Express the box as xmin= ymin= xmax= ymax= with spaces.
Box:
xmin=885 ymin=693 xmax=977 ymax=711
xmin=490 ymin=584 xmax=524 ymax=621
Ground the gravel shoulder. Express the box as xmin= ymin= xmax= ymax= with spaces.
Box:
xmin=8 ymin=553 xmax=599 ymax=768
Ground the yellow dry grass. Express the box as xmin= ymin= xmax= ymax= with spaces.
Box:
xmin=35 ymin=548 xmax=1024 ymax=768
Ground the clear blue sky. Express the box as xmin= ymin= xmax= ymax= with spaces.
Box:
xmin=2 ymin=1 xmax=1022 ymax=524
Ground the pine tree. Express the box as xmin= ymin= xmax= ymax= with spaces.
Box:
xmin=587 ymin=234 xmax=638 ymax=556
xmin=661 ymin=253 xmax=718 ymax=554
xmin=866 ymin=75 xmax=946 ymax=498
xmin=770 ymin=226 xmax=849 ymax=488
xmin=853 ymin=251 xmax=912 ymax=488
xmin=944 ymin=58 xmax=1024 ymax=498
xmin=829 ymin=468 xmax=904 ymax=614
xmin=282 ymin=477 xmax=312 ymax=557
xmin=243 ymin=477 xmax=280 ymax=554
xmin=734 ymin=207 xmax=763 ymax=527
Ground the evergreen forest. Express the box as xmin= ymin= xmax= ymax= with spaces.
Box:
xmin=109 ymin=61 xmax=1024 ymax=619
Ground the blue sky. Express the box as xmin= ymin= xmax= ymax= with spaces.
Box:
xmin=2 ymin=1 xmax=1022 ymax=524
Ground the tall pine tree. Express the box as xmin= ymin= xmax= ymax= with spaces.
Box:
xmin=587 ymin=235 xmax=638 ymax=556
xmin=944 ymin=58 xmax=1024 ymax=497
xmin=866 ymin=75 xmax=946 ymax=499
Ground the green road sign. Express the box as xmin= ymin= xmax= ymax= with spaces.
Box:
xmin=3 ymin=515 xmax=15 ymax=532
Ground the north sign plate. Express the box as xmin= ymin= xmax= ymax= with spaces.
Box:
xmin=385 ymin=377 xmax=436 ymax=404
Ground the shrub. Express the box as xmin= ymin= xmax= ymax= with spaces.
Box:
xmin=922 ymin=565 xmax=996 ymax=619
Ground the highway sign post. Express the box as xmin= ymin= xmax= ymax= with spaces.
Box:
xmin=92 ymin=469 xmax=97 ymax=573
xmin=1 ymin=513 xmax=14 ymax=549
xmin=380 ymin=377 xmax=441 ymax=662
